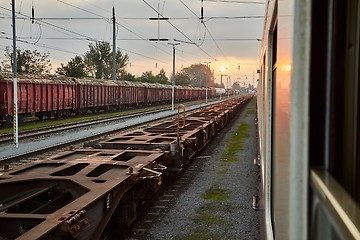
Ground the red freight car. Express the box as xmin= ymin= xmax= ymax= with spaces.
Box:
xmin=0 ymin=74 xmax=217 ymax=124
xmin=0 ymin=74 xmax=76 ymax=122
xmin=76 ymin=78 xmax=118 ymax=113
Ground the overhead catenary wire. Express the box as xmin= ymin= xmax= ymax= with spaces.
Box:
xmin=0 ymin=6 xmax=97 ymax=41
xmin=202 ymin=23 xmax=228 ymax=61
xmin=3 ymin=34 xmax=84 ymax=55
xmin=176 ymin=0 xmax=227 ymax=61
xmin=178 ymin=0 xmax=206 ymax=43
xmin=0 ymin=16 xmax=263 ymax=20
xmin=0 ymin=4 xmax=171 ymax=65
xmin=204 ymin=0 xmax=265 ymax=4
xmin=3 ymin=32 xmax=169 ymax=67
xmin=142 ymin=0 xmax=217 ymax=61
xmin=55 ymin=0 xmax=172 ymax=57
xmin=56 ymin=0 xmax=111 ymax=23
xmin=1 ymin=0 xmax=263 ymax=78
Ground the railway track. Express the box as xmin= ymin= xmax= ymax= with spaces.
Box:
xmin=0 ymin=96 xmax=252 ymax=240
xmin=0 ymin=106 xmax=200 ymax=167
xmin=0 ymin=98 xmax=223 ymax=166
xmin=0 ymin=99 xmax=216 ymax=146
xmin=0 ymin=107 xmax=169 ymax=146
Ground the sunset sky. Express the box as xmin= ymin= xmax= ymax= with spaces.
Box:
xmin=0 ymin=0 xmax=265 ymax=86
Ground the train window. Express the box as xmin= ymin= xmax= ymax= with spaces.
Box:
xmin=342 ymin=0 xmax=360 ymax=203
xmin=269 ymin=19 xmax=277 ymax=235
xmin=328 ymin=0 xmax=360 ymax=204
xmin=309 ymin=0 xmax=360 ymax=238
xmin=310 ymin=0 xmax=360 ymax=205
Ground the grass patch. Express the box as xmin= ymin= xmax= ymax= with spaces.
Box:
xmin=182 ymin=184 xmax=232 ymax=239
xmin=0 ymin=106 xmax=161 ymax=135
xmin=178 ymin=230 xmax=222 ymax=240
xmin=221 ymin=122 xmax=249 ymax=162
xmin=192 ymin=212 xmax=225 ymax=225
xmin=0 ymin=114 xmax=108 ymax=135
xmin=199 ymin=202 xmax=233 ymax=213
xmin=216 ymin=168 xmax=228 ymax=174
xmin=201 ymin=186 xmax=228 ymax=201
xmin=178 ymin=107 xmax=255 ymax=239
xmin=246 ymin=107 xmax=255 ymax=115
xmin=246 ymin=98 xmax=256 ymax=115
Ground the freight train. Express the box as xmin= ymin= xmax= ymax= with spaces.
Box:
xmin=257 ymin=0 xmax=360 ymax=239
xmin=0 ymin=73 xmax=216 ymax=124
xmin=0 ymin=97 xmax=252 ymax=239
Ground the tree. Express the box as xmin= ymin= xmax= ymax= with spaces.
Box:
xmin=136 ymin=69 xmax=169 ymax=84
xmin=232 ymin=81 xmax=241 ymax=90
xmin=138 ymin=71 xmax=157 ymax=83
xmin=2 ymin=46 xmax=52 ymax=74
xmin=83 ymin=41 xmax=129 ymax=79
xmin=122 ymin=72 xmax=136 ymax=82
xmin=155 ymin=69 xmax=169 ymax=84
xmin=179 ymin=63 xmax=214 ymax=87
xmin=174 ymin=72 xmax=191 ymax=86
xmin=56 ymin=56 xmax=86 ymax=77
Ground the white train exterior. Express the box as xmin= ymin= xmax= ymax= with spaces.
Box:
xmin=257 ymin=0 xmax=360 ymax=239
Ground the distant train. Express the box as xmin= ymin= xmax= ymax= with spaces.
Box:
xmin=258 ymin=0 xmax=359 ymax=239
xmin=0 ymin=73 xmax=216 ymax=124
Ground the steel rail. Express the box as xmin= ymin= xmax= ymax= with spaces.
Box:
xmin=0 ymin=107 xmax=168 ymax=145
xmin=0 ymin=100 xmax=223 ymax=166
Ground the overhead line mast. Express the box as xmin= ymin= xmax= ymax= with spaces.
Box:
xmin=201 ymin=0 xmax=204 ymax=23
xmin=12 ymin=0 xmax=19 ymax=148
xmin=112 ymin=6 xmax=116 ymax=80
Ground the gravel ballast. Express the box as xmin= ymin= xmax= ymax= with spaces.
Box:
xmin=129 ymin=98 xmax=260 ymax=240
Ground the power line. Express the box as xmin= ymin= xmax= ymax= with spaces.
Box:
xmin=3 ymin=35 xmax=83 ymax=55
xmin=178 ymin=0 xmax=199 ymax=17
xmin=204 ymin=0 xmax=265 ymax=4
xmin=175 ymin=0 xmax=226 ymax=62
xmin=3 ymin=3 xmax=173 ymax=62
xmin=119 ymin=47 xmax=168 ymax=64
xmin=142 ymin=0 xmax=196 ymax=44
xmin=1 ymin=11 xmax=169 ymax=67
xmin=0 ymin=6 xmax=97 ymax=41
xmin=177 ymin=0 xmax=206 ymax=45
xmin=202 ymin=22 xmax=228 ymax=61
xmin=142 ymin=0 xmax=217 ymax=61
xmin=54 ymin=0 xmax=172 ymax=57
xmin=81 ymin=0 xmax=111 ymax=14
xmin=56 ymin=0 xmax=111 ymax=23
xmin=2 ymin=31 xmax=169 ymax=65
xmin=0 ymin=1 xmax=262 ymax=72
xmin=0 ymin=17 xmax=107 ymax=20
xmin=206 ymin=16 xmax=264 ymax=21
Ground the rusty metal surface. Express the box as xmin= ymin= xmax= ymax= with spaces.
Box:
xmin=0 ymin=96 xmax=251 ymax=240
xmin=97 ymin=98 xmax=247 ymax=152
xmin=0 ymin=149 xmax=166 ymax=239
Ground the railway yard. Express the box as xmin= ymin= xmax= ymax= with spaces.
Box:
xmin=128 ymin=97 xmax=259 ymax=240
xmin=0 ymin=95 xmax=259 ymax=239
xmin=0 ymin=99 xmax=218 ymax=164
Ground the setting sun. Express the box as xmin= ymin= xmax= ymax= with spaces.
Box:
xmin=220 ymin=66 xmax=227 ymax=72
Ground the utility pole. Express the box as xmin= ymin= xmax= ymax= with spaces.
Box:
xmin=169 ymin=43 xmax=180 ymax=111
xmin=111 ymin=6 xmax=116 ymax=80
xmin=227 ymin=76 xmax=230 ymax=98
xmin=253 ymin=71 xmax=255 ymax=87
xmin=204 ymin=61 xmax=211 ymax=103
xmin=228 ymin=76 xmax=231 ymax=98
xmin=12 ymin=0 xmax=18 ymax=148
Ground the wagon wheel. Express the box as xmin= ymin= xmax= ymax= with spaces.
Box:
xmin=36 ymin=113 xmax=44 ymax=120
